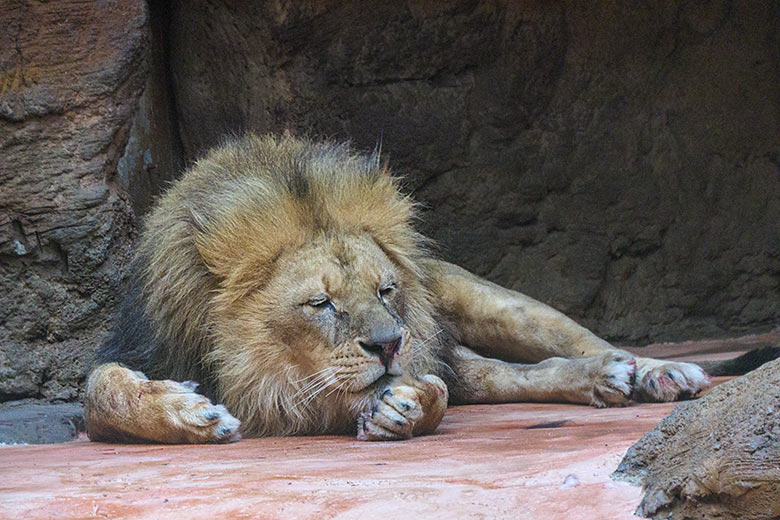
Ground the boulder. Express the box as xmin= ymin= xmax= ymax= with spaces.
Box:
xmin=0 ymin=0 xmax=179 ymax=402
xmin=614 ymin=359 xmax=780 ymax=519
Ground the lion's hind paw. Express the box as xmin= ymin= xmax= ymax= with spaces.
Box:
xmin=633 ymin=359 xmax=710 ymax=402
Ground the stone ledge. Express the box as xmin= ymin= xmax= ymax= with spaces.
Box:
xmin=0 ymin=400 xmax=85 ymax=445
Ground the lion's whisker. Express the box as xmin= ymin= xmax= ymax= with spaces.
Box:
xmin=410 ymin=328 xmax=444 ymax=356
xmin=292 ymin=368 xmax=339 ymax=399
xmin=437 ymin=358 xmax=457 ymax=378
xmin=300 ymin=381 xmax=331 ymax=407
xmin=323 ymin=375 xmax=348 ymax=399
xmin=292 ymin=374 xmax=327 ymax=397
xmin=299 ymin=369 xmax=343 ymax=407
xmin=292 ymin=366 xmax=337 ymax=384
xmin=293 ymin=374 xmax=330 ymax=395
xmin=417 ymin=328 xmax=443 ymax=348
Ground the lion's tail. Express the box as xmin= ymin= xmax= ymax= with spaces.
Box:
xmin=696 ymin=346 xmax=780 ymax=376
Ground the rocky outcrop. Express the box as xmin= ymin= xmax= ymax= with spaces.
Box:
xmin=170 ymin=0 xmax=780 ymax=344
xmin=0 ymin=0 xmax=179 ymax=401
xmin=613 ymin=358 xmax=780 ymax=519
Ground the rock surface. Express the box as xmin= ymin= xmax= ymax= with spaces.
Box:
xmin=0 ymin=400 xmax=84 ymax=445
xmin=1 ymin=399 xmax=679 ymax=519
xmin=0 ymin=0 xmax=180 ymax=402
xmin=613 ymin=358 xmax=780 ymax=519
xmin=170 ymin=0 xmax=780 ymax=344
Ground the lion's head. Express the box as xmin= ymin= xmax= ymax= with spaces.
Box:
xmin=137 ymin=135 xmax=441 ymax=436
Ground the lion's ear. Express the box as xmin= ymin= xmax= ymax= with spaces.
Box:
xmin=184 ymin=204 xmax=303 ymax=299
xmin=187 ymin=215 xmax=263 ymax=302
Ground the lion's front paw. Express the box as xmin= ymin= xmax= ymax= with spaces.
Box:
xmin=633 ymin=359 xmax=710 ymax=402
xmin=147 ymin=380 xmax=242 ymax=444
xmin=357 ymin=375 xmax=448 ymax=441
xmin=357 ymin=388 xmax=419 ymax=441
xmin=588 ymin=351 xmax=636 ymax=408
xmin=86 ymin=364 xmax=242 ymax=444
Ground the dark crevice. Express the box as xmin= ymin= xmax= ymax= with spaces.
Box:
xmin=525 ymin=420 xmax=570 ymax=430
xmin=0 ymin=391 xmax=43 ymax=403
xmin=49 ymin=240 xmax=69 ymax=274
xmin=149 ymin=0 xmax=185 ymax=185
xmin=11 ymin=218 xmax=25 ymax=239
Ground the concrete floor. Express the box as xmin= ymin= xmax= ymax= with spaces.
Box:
xmin=1 ymin=332 xmax=777 ymax=520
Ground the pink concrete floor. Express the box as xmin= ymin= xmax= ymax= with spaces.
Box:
xmin=1 ymin=331 xmax=777 ymax=520
xmin=2 ymin=402 xmax=681 ymax=520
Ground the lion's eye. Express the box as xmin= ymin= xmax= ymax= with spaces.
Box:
xmin=306 ymin=296 xmax=333 ymax=310
xmin=379 ymin=284 xmax=396 ymax=298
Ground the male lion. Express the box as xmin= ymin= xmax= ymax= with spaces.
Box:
xmin=85 ymin=134 xmax=773 ymax=443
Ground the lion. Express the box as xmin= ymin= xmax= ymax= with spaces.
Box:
xmin=84 ymin=134 xmax=777 ymax=443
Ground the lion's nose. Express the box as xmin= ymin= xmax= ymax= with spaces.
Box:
xmin=359 ymin=330 xmax=402 ymax=371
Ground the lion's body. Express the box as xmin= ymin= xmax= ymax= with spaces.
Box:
xmin=85 ymin=134 xmax=765 ymax=444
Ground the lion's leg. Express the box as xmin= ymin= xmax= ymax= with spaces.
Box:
xmin=446 ymin=345 xmax=636 ymax=407
xmin=84 ymin=363 xmax=241 ymax=444
xmin=425 ymin=260 xmax=710 ymax=402
xmin=425 ymin=259 xmax=615 ymax=362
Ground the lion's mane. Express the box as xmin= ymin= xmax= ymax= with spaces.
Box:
xmin=99 ymin=134 xmax=442 ymax=435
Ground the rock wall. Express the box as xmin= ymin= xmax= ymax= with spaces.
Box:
xmin=0 ymin=0 xmax=778 ymax=402
xmin=170 ymin=0 xmax=780 ymax=344
xmin=0 ymin=0 xmax=180 ymax=401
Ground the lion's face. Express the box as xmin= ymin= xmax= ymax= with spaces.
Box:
xmin=220 ymin=233 xmax=417 ymax=401
xmin=142 ymin=135 xmax=440 ymax=435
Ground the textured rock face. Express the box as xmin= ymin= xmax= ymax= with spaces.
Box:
xmin=0 ymin=1 xmax=179 ymax=401
xmin=613 ymin=358 xmax=780 ymax=519
xmin=170 ymin=0 xmax=780 ymax=344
